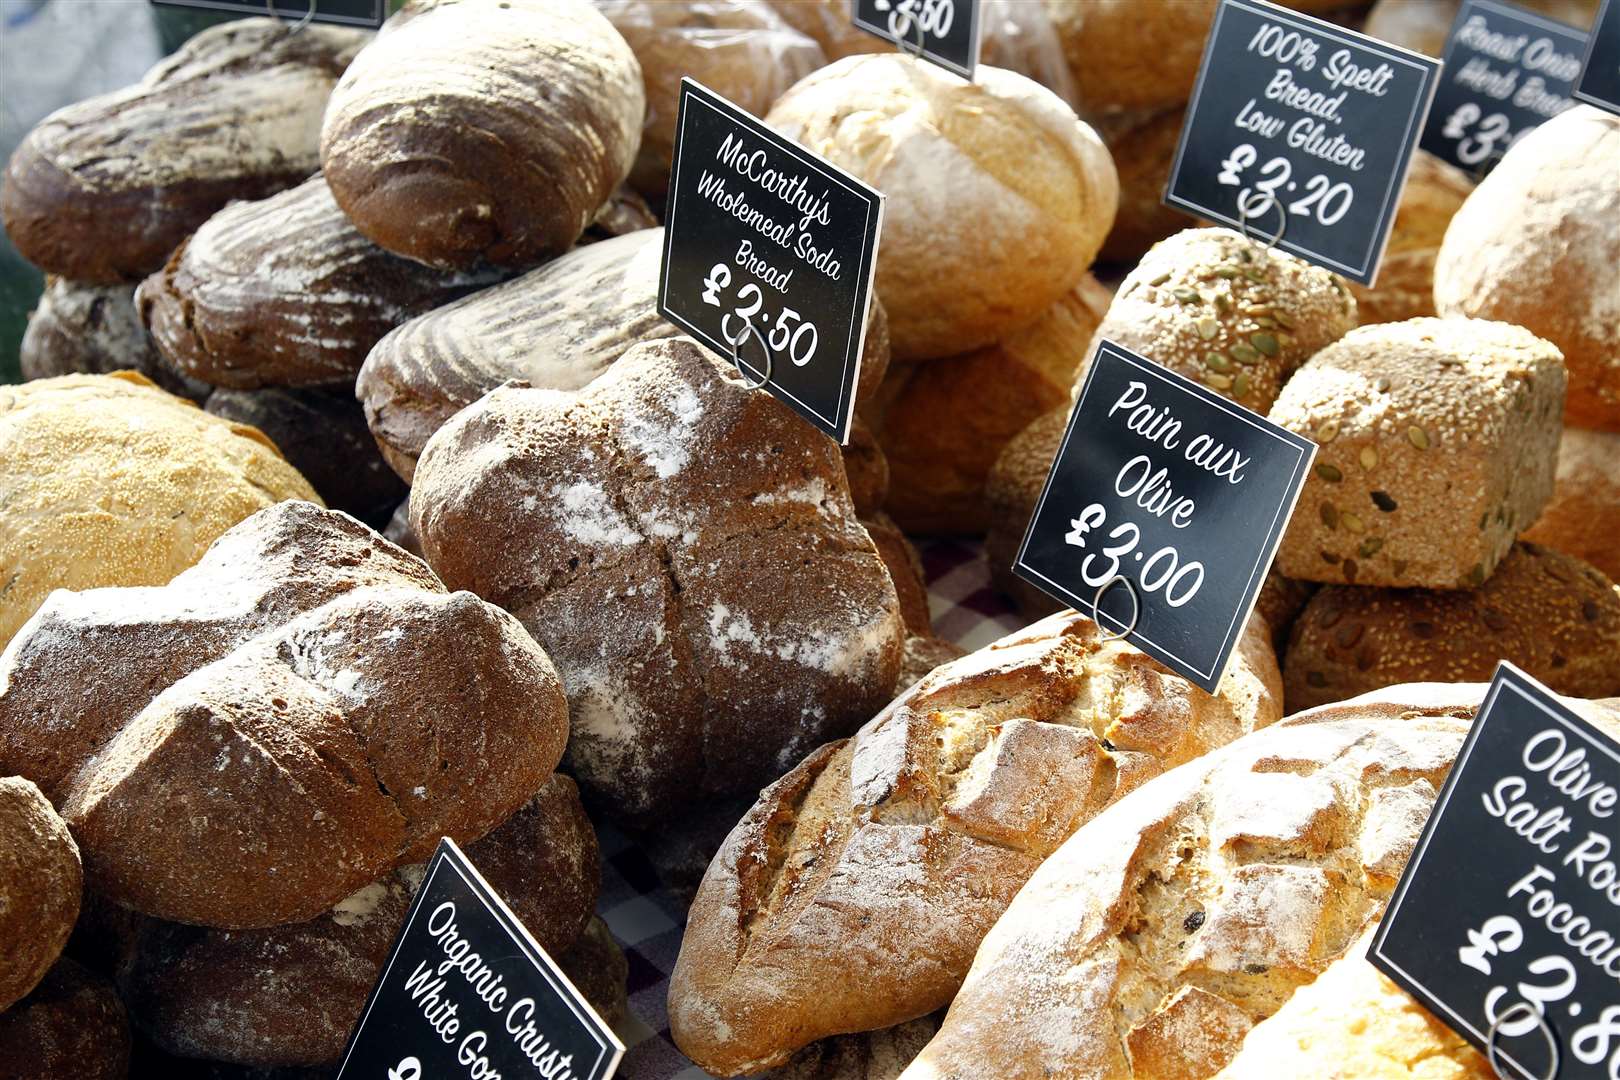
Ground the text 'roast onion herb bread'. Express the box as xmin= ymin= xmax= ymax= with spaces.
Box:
xmin=1271 ymin=318 xmax=1565 ymax=589
xmin=0 ymin=18 xmax=368 ymax=284
xmin=765 ymin=54 xmax=1117 ymax=361
xmin=668 ymin=608 xmax=1281 ymax=1075
xmin=1284 ymin=542 xmax=1620 ymax=710
xmin=0 ymin=776 xmax=81 ymax=1012
xmin=136 ymin=175 xmax=504 ymax=391
xmin=320 ymin=0 xmax=644 ymax=270
xmin=0 ymin=958 xmax=131 ymax=1080
xmin=0 ymin=373 xmax=320 ymax=652
xmin=1435 ymin=105 xmax=1620 ymax=431
xmin=410 ymin=338 xmax=904 ymax=821
xmin=20 ymin=278 xmax=209 ymax=401
xmin=116 ymin=774 xmax=599 ymax=1068
xmin=0 ymin=502 xmax=569 ymax=929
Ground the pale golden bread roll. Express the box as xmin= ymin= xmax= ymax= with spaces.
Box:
xmin=1523 ymin=426 xmax=1620 ymax=581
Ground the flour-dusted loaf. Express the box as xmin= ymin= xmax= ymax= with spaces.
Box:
xmin=1270 ymin=318 xmax=1565 ymax=589
xmin=411 ymin=338 xmax=903 ymax=821
xmin=137 ymin=175 xmax=503 ymax=390
xmin=1346 ymin=151 xmax=1473 ymax=326
xmin=20 ymin=279 xmax=208 ymax=400
xmin=0 ymin=958 xmax=130 ymax=1080
xmin=0 ymin=777 xmax=80 ymax=1012
xmin=1435 ymin=105 xmax=1620 ymax=430
xmin=1524 ymin=427 xmax=1620 ymax=581
xmin=766 ymin=54 xmax=1117 ymax=360
xmin=1284 ymin=542 xmax=1620 ymax=710
xmin=0 ymin=372 xmax=319 ymax=651
xmin=117 ymin=774 xmax=597 ymax=1067
xmin=321 ymin=0 xmax=643 ymax=270
xmin=669 ymin=608 xmax=1280 ymax=1075
xmin=1 ymin=18 xmax=367 ymax=284
xmin=0 ymin=502 xmax=568 ymax=928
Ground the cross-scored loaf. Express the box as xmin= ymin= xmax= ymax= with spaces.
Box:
xmin=669 ymin=609 xmax=1280 ymax=1075
xmin=0 ymin=501 xmax=567 ymax=928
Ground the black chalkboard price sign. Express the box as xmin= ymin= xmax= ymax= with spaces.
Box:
xmin=1575 ymin=0 xmax=1620 ymax=113
xmin=150 ymin=0 xmax=385 ymax=28
xmin=1372 ymin=663 xmax=1620 ymax=1080
xmin=852 ymin=0 xmax=982 ymax=80
xmin=336 ymin=839 xmax=624 ymax=1080
xmin=1012 ymin=340 xmax=1315 ymax=693
xmin=1420 ymin=0 xmax=1586 ymax=174
xmin=1165 ymin=0 xmax=1442 ymax=286
xmin=659 ymin=79 xmax=884 ymax=445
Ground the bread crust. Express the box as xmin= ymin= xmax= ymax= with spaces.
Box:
xmin=0 ymin=959 xmax=130 ymax=1080
xmin=20 ymin=278 xmax=208 ymax=401
xmin=1523 ymin=427 xmax=1620 ymax=581
xmin=0 ymin=776 xmax=81 ymax=1012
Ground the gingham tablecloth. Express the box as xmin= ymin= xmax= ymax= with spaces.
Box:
xmin=598 ymin=539 xmax=1028 ymax=1079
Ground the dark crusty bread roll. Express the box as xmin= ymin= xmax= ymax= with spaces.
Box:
xmin=1523 ymin=427 xmax=1620 ymax=581
xmin=1284 ymin=542 xmax=1620 ymax=711
xmin=20 ymin=278 xmax=208 ymax=400
xmin=0 ymin=502 xmax=568 ymax=928
xmin=862 ymin=512 xmax=931 ymax=636
xmin=320 ymin=0 xmax=643 ymax=270
xmin=843 ymin=416 xmax=891 ymax=517
xmin=759 ymin=1016 xmax=943 ymax=1080
xmin=1254 ymin=568 xmax=1317 ymax=656
xmin=117 ymin=774 xmax=597 ymax=1068
xmin=1 ymin=18 xmax=368 ymax=284
xmin=204 ymin=385 xmax=407 ymax=529
xmin=411 ymin=338 xmax=904 ymax=821
xmin=0 ymin=958 xmax=130 ymax=1080
xmin=985 ymin=405 xmax=1069 ymax=619
xmin=138 ymin=175 xmax=503 ymax=390
xmin=0 ymin=776 xmax=81 ymax=1012
xmin=556 ymin=916 xmax=631 ymax=1033
xmin=669 ymin=609 xmax=1280 ymax=1075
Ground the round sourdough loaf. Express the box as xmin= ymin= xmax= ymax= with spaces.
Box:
xmin=1523 ymin=427 xmax=1620 ymax=581
xmin=1283 ymin=542 xmax=1620 ymax=710
xmin=0 ymin=777 xmax=80 ymax=1012
xmin=0 ymin=959 xmax=130 ymax=1080
xmin=669 ymin=608 xmax=1280 ymax=1075
xmin=320 ymin=0 xmax=643 ymax=270
xmin=0 ymin=372 xmax=319 ymax=651
xmin=20 ymin=278 xmax=208 ymax=401
xmin=1435 ymin=105 xmax=1620 ymax=430
xmin=766 ymin=54 xmax=1117 ymax=360
xmin=1346 ymin=151 xmax=1473 ymax=326
xmin=1 ymin=18 xmax=368 ymax=284
xmin=410 ymin=338 xmax=904 ymax=821
xmin=137 ymin=176 xmax=504 ymax=390
xmin=0 ymin=502 xmax=568 ymax=928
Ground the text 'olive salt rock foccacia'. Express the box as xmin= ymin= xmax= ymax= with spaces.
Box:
xmin=409 ymin=337 xmax=904 ymax=821
xmin=0 ymin=502 xmax=568 ymax=929
xmin=320 ymin=0 xmax=644 ymax=270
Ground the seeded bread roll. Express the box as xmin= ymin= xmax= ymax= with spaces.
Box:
xmin=320 ymin=0 xmax=643 ymax=270
xmin=117 ymin=774 xmax=597 ymax=1067
xmin=0 ymin=372 xmax=319 ymax=651
xmin=599 ymin=1 xmax=827 ymax=202
xmin=1 ymin=18 xmax=368 ymax=284
xmin=1347 ymin=151 xmax=1473 ymax=326
xmin=863 ymin=512 xmax=932 ymax=636
xmin=1283 ymin=542 xmax=1620 ymax=710
xmin=985 ymin=405 xmax=1069 ymax=619
xmin=0 ymin=777 xmax=81 ymax=1012
xmin=669 ymin=609 xmax=1280 ymax=1075
xmin=1096 ymin=107 xmax=1196 ymax=265
xmin=875 ymin=275 xmax=1112 ymax=535
xmin=20 ymin=279 xmax=208 ymax=401
xmin=766 ymin=54 xmax=1117 ymax=360
xmin=1042 ymin=0 xmax=1218 ymax=116
xmin=137 ymin=176 xmax=503 ymax=390
xmin=411 ymin=338 xmax=903 ymax=821
xmin=1435 ymin=106 xmax=1620 ymax=430
xmin=1094 ymin=227 xmax=1358 ymax=413
xmin=1523 ymin=427 xmax=1620 ymax=581
xmin=1271 ymin=318 xmax=1565 ymax=589
xmin=0 ymin=959 xmax=130 ymax=1080
xmin=0 ymin=502 xmax=568 ymax=928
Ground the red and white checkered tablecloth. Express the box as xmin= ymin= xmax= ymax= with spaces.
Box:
xmin=598 ymin=539 xmax=1028 ymax=1079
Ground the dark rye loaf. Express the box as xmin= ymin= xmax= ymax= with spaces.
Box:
xmin=20 ymin=278 xmax=209 ymax=401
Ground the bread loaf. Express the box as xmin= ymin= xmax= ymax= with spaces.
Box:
xmin=766 ymin=54 xmax=1117 ymax=360
xmin=556 ymin=917 xmax=631 ymax=1032
xmin=1434 ymin=105 xmax=1620 ymax=429
xmin=1523 ymin=427 xmax=1620 ymax=581
xmin=320 ymin=0 xmax=643 ymax=270
xmin=897 ymin=635 xmax=968 ymax=693
xmin=1270 ymin=318 xmax=1565 ymax=589
xmin=1345 ymin=151 xmax=1473 ymax=326
xmin=137 ymin=175 xmax=504 ymax=390
xmin=0 ymin=501 xmax=568 ymax=928
xmin=863 ymin=512 xmax=932 ymax=636
xmin=20 ymin=278 xmax=208 ymax=400
xmin=411 ymin=338 xmax=903 ymax=821
xmin=0 ymin=776 xmax=80 ymax=1012
xmin=1096 ymin=107 xmax=1196 ymax=265
xmin=843 ymin=417 xmax=891 ymax=517
xmin=985 ymin=405 xmax=1069 ymax=619
xmin=1 ymin=18 xmax=367 ymax=283
xmin=1254 ymin=569 xmax=1317 ymax=656
xmin=669 ymin=609 xmax=1280 ymax=1074
xmin=117 ymin=774 xmax=597 ymax=1067
xmin=1042 ymin=0 xmax=1217 ymax=116
xmin=1364 ymin=0 xmax=1601 ymax=58
xmin=760 ymin=1016 xmax=943 ymax=1080
xmin=0 ymin=958 xmax=130 ymax=1080
xmin=0 ymin=372 xmax=319 ymax=651
xmin=1283 ymin=542 xmax=1620 ymax=710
